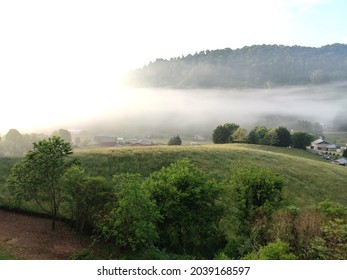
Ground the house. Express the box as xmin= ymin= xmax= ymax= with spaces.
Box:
xmin=331 ymin=158 xmax=347 ymax=166
xmin=94 ymin=136 xmax=117 ymax=147
xmin=311 ymin=138 xmax=337 ymax=152
xmin=131 ymin=138 xmax=157 ymax=146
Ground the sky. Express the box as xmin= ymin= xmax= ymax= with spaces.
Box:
xmin=0 ymin=0 xmax=347 ymax=133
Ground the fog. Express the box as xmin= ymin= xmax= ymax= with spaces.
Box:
xmin=68 ymin=82 xmax=347 ymax=138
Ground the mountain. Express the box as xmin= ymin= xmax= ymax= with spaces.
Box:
xmin=124 ymin=44 xmax=347 ymax=88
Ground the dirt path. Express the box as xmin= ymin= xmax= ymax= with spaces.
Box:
xmin=0 ymin=209 xmax=89 ymax=259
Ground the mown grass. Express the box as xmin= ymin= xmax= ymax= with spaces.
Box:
xmin=76 ymin=144 xmax=347 ymax=208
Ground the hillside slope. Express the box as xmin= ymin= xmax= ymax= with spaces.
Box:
xmin=125 ymin=44 xmax=347 ymax=88
xmin=76 ymin=144 xmax=347 ymax=207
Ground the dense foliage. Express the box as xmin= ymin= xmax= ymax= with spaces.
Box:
xmin=1 ymin=138 xmax=347 ymax=260
xmin=125 ymin=44 xmax=347 ymax=88
xmin=168 ymin=135 xmax=182 ymax=145
xmin=148 ymin=159 xmax=226 ymax=258
xmin=7 ymin=136 xmax=78 ymax=229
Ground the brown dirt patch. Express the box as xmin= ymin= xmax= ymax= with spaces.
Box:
xmin=0 ymin=209 xmax=89 ymax=259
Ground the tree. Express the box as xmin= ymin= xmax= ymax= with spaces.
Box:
xmin=291 ymin=131 xmax=314 ymax=149
xmin=275 ymin=127 xmax=291 ymax=147
xmin=7 ymin=136 xmax=78 ymax=230
xmin=243 ymin=240 xmax=297 ymax=260
xmin=168 ymin=135 xmax=182 ymax=145
xmin=263 ymin=128 xmax=279 ymax=146
xmin=227 ymin=165 xmax=284 ymax=245
xmin=96 ymin=173 xmax=159 ymax=255
xmin=61 ymin=166 xmax=113 ymax=232
xmin=247 ymin=126 xmax=268 ymax=144
xmin=148 ymin=159 xmax=225 ymax=258
xmin=213 ymin=123 xmax=239 ymax=144
xmin=343 ymin=149 xmax=347 ymax=158
xmin=52 ymin=129 xmax=72 ymax=143
xmin=3 ymin=129 xmax=25 ymax=156
xmin=212 ymin=125 xmax=230 ymax=144
xmin=231 ymin=128 xmax=247 ymax=143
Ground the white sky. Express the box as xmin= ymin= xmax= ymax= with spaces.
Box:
xmin=0 ymin=0 xmax=347 ymax=133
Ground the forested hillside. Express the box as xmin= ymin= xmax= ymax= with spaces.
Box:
xmin=125 ymin=44 xmax=347 ymax=88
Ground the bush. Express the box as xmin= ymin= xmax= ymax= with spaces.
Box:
xmin=148 ymin=159 xmax=226 ymax=258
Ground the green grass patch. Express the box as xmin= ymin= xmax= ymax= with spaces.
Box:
xmin=0 ymin=247 xmax=17 ymax=260
xmin=1 ymin=144 xmax=347 ymax=211
xmin=75 ymin=144 xmax=347 ymax=208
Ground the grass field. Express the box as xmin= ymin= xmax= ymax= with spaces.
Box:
xmin=75 ymin=144 xmax=347 ymax=208
xmin=1 ymin=144 xmax=346 ymax=210
xmin=324 ymin=132 xmax=347 ymax=146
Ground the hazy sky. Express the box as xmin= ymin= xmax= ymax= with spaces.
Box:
xmin=1 ymin=0 xmax=347 ymax=133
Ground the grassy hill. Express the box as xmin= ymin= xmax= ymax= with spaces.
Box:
xmin=75 ymin=144 xmax=347 ymax=208
xmin=1 ymin=144 xmax=346 ymax=209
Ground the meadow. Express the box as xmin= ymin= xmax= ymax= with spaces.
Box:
xmin=75 ymin=144 xmax=347 ymax=208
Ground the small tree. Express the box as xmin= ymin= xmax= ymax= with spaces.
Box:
xmin=291 ymin=131 xmax=314 ymax=150
xmin=61 ymin=166 xmax=113 ymax=232
xmin=52 ymin=129 xmax=72 ymax=143
xmin=275 ymin=127 xmax=291 ymax=147
xmin=96 ymin=173 xmax=160 ymax=255
xmin=213 ymin=123 xmax=239 ymax=144
xmin=227 ymin=165 xmax=284 ymax=245
xmin=231 ymin=128 xmax=248 ymax=143
xmin=148 ymin=159 xmax=226 ymax=258
xmin=168 ymin=135 xmax=182 ymax=145
xmin=263 ymin=128 xmax=279 ymax=146
xmin=247 ymin=126 xmax=268 ymax=145
xmin=7 ymin=136 xmax=78 ymax=230
xmin=212 ymin=125 xmax=230 ymax=144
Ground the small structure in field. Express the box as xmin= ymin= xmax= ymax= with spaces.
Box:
xmin=331 ymin=158 xmax=347 ymax=166
xmin=94 ymin=136 xmax=117 ymax=147
xmin=131 ymin=138 xmax=157 ymax=146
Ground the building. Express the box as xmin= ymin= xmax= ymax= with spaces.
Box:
xmin=131 ymin=138 xmax=157 ymax=146
xmin=94 ymin=136 xmax=117 ymax=147
xmin=311 ymin=138 xmax=337 ymax=152
xmin=331 ymin=158 xmax=347 ymax=166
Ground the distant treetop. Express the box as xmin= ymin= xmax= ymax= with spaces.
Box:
xmin=125 ymin=44 xmax=347 ymax=89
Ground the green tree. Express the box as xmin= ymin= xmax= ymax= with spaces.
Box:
xmin=212 ymin=125 xmax=230 ymax=144
xmin=227 ymin=165 xmax=284 ymax=246
xmin=243 ymin=239 xmax=297 ymax=260
xmin=148 ymin=159 xmax=225 ymax=258
xmin=7 ymin=136 xmax=78 ymax=230
xmin=231 ymin=128 xmax=247 ymax=143
xmin=96 ymin=173 xmax=160 ymax=255
xmin=275 ymin=127 xmax=291 ymax=147
xmin=168 ymin=135 xmax=182 ymax=145
xmin=291 ymin=131 xmax=314 ymax=149
xmin=61 ymin=166 xmax=113 ymax=232
xmin=213 ymin=123 xmax=239 ymax=144
xmin=52 ymin=129 xmax=72 ymax=143
xmin=263 ymin=128 xmax=279 ymax=146
xmin=247 ymin=126 xmax=268 ymax=144
xmin=343 ymin=149 xmax=347 ymax=157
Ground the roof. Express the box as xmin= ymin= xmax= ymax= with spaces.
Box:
xmin=316 ymin=143 xmax=337 ymax=149
xmin=332 ymin=158 xmax=347 ymax=165
xmin=312 ymin=139 xmax=329 ymax=145
xmin=131 ymin=138 xmax=156 ymax=146
xmin=94 ymin=136 xmax=116 ymax=143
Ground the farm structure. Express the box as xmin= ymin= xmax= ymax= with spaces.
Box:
xmin=311 ymin=138 xmax=337 ymax=152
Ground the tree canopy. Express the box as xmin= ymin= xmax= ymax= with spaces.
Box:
xmin=7 ymin=136 xmax=78 ymax=229
xmin=125 ymin=44 xmax=347 ymax=88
